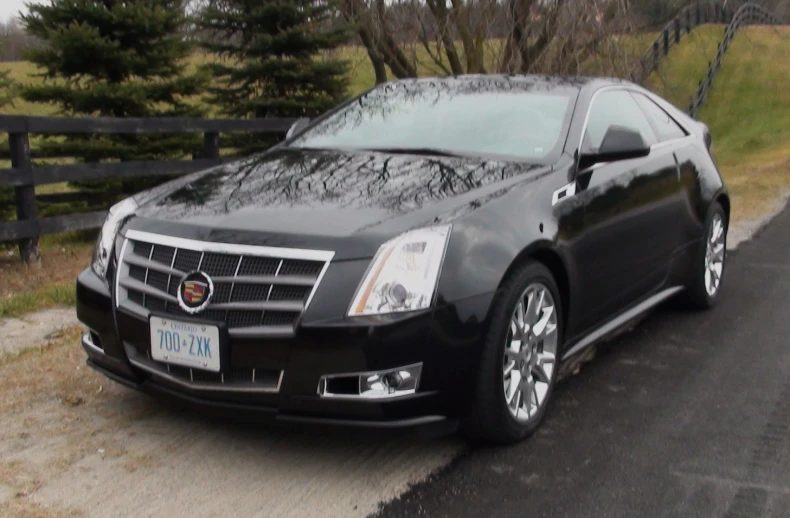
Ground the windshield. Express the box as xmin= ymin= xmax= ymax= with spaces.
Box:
xmin=290 ymin=79 xmax=577 ymax=162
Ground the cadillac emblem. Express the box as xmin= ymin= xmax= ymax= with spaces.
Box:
xmin=177 ymin=271 xmax=214 ymax=314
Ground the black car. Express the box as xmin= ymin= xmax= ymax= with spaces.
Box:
xmin=77 ymin=75 xmax=728 ymax=443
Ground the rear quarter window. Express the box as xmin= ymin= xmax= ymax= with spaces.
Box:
xmin=631 ymin=92 xmax=687 ymax=142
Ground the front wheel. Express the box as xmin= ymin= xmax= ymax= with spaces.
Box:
xmin=463 ymin=261 xmax=562 ymax=444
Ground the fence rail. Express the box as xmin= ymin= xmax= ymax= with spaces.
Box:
xmin=687 ymin=2 xmax=782 ymax=117
xmin=0 ymin=115 xmax=296 ymax=265
xmin=630 ymin=0 xmax=732 ymax=84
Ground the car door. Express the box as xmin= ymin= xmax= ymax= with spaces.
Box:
xmin=630 ymin=91 xmax=698 ymax=245
xmin=574 ymin=88 xmax=684 ymax=332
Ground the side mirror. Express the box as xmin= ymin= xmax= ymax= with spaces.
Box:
xmin=286 ymin=117 xmax=310 ymax=140
xmin=578 ymin=125 xmax=651 ymax=171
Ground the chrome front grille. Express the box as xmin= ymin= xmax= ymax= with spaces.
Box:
xmin=116 ymin=230 xmax=334 ymax=338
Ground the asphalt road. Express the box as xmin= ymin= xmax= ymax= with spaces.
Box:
xmin=377 ymin=205 xmax=790 ymax=518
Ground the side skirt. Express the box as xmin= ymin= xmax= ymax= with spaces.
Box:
xmin=561 ymin=286 xmax=684 ymax=361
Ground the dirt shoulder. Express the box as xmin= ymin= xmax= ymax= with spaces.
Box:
xmin=0 ymin=327 xmax=462 ymax=518
xmin=0 ymin=309 xmax=77 ymax=359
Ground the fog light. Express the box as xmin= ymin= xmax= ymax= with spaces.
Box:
xmin=361 ymin=366 xmax=419 ymax=397
xmin=318 ymin=363 xmax=422 ymax=399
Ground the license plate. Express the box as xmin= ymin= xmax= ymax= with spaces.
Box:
xmin=150 ymin=317 xmax=221 ymax=372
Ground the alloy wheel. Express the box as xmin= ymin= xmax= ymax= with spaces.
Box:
xmin=502 ymin=283 xmax=558 ymax=422
xmin=705 ymin=213 xmax=726 ymax=296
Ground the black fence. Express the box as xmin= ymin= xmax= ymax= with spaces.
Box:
xmin=687 ymin=2 xmax=782 ymax=117
xmin=0 ymin=115 xmax=295 ymax=264
xmin=630 ymin=0 xmax=733 ymax=84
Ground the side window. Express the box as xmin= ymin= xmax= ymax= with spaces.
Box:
xmin=631 ymin=92 xmax=687 ymax=142
xmin=583 ymin=90 xmax=658 ymax=153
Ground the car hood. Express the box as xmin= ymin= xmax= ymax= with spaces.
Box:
xmin=131 ymin=148 xmax=549 ymax=259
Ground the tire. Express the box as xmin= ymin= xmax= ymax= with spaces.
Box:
xmin=680 ymin=202 xmax=727 ymax=310
xmin=462 ymin=260 xmax=563 ymax=444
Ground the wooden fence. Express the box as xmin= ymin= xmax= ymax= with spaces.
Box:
xmin=0 ymin=115 xmax=295 ymax=265
xmin=687 ymin=2 xmax=782 ymax=117
xmin=630 ymin=0 xmax=733 ymax=84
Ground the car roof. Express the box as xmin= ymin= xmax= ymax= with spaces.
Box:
xmin=382 ymin=74 xmax=637 ymax=95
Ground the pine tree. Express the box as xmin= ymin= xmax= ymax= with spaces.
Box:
xmin=0 ymin=49 xmax=16 ymax=221
xmin=21 ymin=0 xmax=208 ymax=195
xmin=0 ymin=68 xmax=13 ymax=111
xmin=199 ymin=0 xmax=349 ymax=146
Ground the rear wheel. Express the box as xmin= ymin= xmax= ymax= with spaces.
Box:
xmin=681 ymin=202 xmax=727 ymax=309
xmin=463 ymin=261 xmax=562 ymax=444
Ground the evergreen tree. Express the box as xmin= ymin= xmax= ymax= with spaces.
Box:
xmin=199 ymin=0 xmax=349 ymax=146
xmin=21 ymin=0 xmax=208 ymax=195
xmin=0 ymin=68 xmax=13 ymax=111
xmin=1 ymin=49 xmax=15 ymax=221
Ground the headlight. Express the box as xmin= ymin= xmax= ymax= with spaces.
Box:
xmin=348 ymin=225 xmax=451 ymax=316
xmin=91 ymin=198 xmax=137 ymax=279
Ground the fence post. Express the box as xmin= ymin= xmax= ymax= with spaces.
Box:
xmin=653 ymin=41 xmax=660 ymax=70
xmin=201 ymin=131 xmax=220 ymax=160
xmin=686 ymin=8 xmax=692 ymax=33
xmin=696 ymin=3 xmax=701 ymax=25
xmin=9 ymin=131 xmax=40 ymax=267
xmin=663 ymin=28 xmax=670 ymax=55
xmin=675 ymin=18 xmax=681 ymax=43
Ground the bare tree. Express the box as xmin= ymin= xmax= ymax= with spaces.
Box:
xmin=340 ymin=0 xmax=643 ymax=83
xmin=0 ymin=16 xmax=40 ymax=62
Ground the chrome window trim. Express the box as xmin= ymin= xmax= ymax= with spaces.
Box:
xmin=628 ymin=90 xmax=691 ymax=141
xmin=638 ymin=90 xmax=696 ymax=137
xmin=575 ymin=85 xmax=694 ymax=164
xmin=565 ymin=85 xmax=698 ymax=203
xmin=650 ymin=134 xmax=696 ymax=151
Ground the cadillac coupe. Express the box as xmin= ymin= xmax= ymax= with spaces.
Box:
xmin=77 ymin=75 xmax=728 ymax=443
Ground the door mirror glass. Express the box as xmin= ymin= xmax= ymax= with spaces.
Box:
xmin=286 ymin=117 xmax=311 ymax=140
xmin=579 ymin=125 xmax=650 ymax=170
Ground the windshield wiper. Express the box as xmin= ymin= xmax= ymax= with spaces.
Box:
xmin=360 ymin=147 xmax=463 ymax=158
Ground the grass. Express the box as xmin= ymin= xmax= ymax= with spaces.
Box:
xmin=646 ymin=25 xmax=727 ymax=108
xmin=646 ymin=25 xmax=790 ymax=223
xmin=704 ymin=27 xmax=790 ymax=223
xmin=0 ymin=238 xmax=93 ymax=317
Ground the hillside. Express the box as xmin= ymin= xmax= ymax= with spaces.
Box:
xmin=649 ymin=25 xmax=790 ymax=224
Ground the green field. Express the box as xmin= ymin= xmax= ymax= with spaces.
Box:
xmin=1 ymin=36 xmax=658 ymax=116
xmin=0 ymin=47 xmax=379 ymax=117
xmin=646 ymin=25 xmax=790 ymax=223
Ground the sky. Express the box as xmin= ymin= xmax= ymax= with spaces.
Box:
xmin=1 ymin=0 xmax=32 ymax=22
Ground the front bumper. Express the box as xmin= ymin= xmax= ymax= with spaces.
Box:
xmin=77 ymin=267 xmax=494 ymax=430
